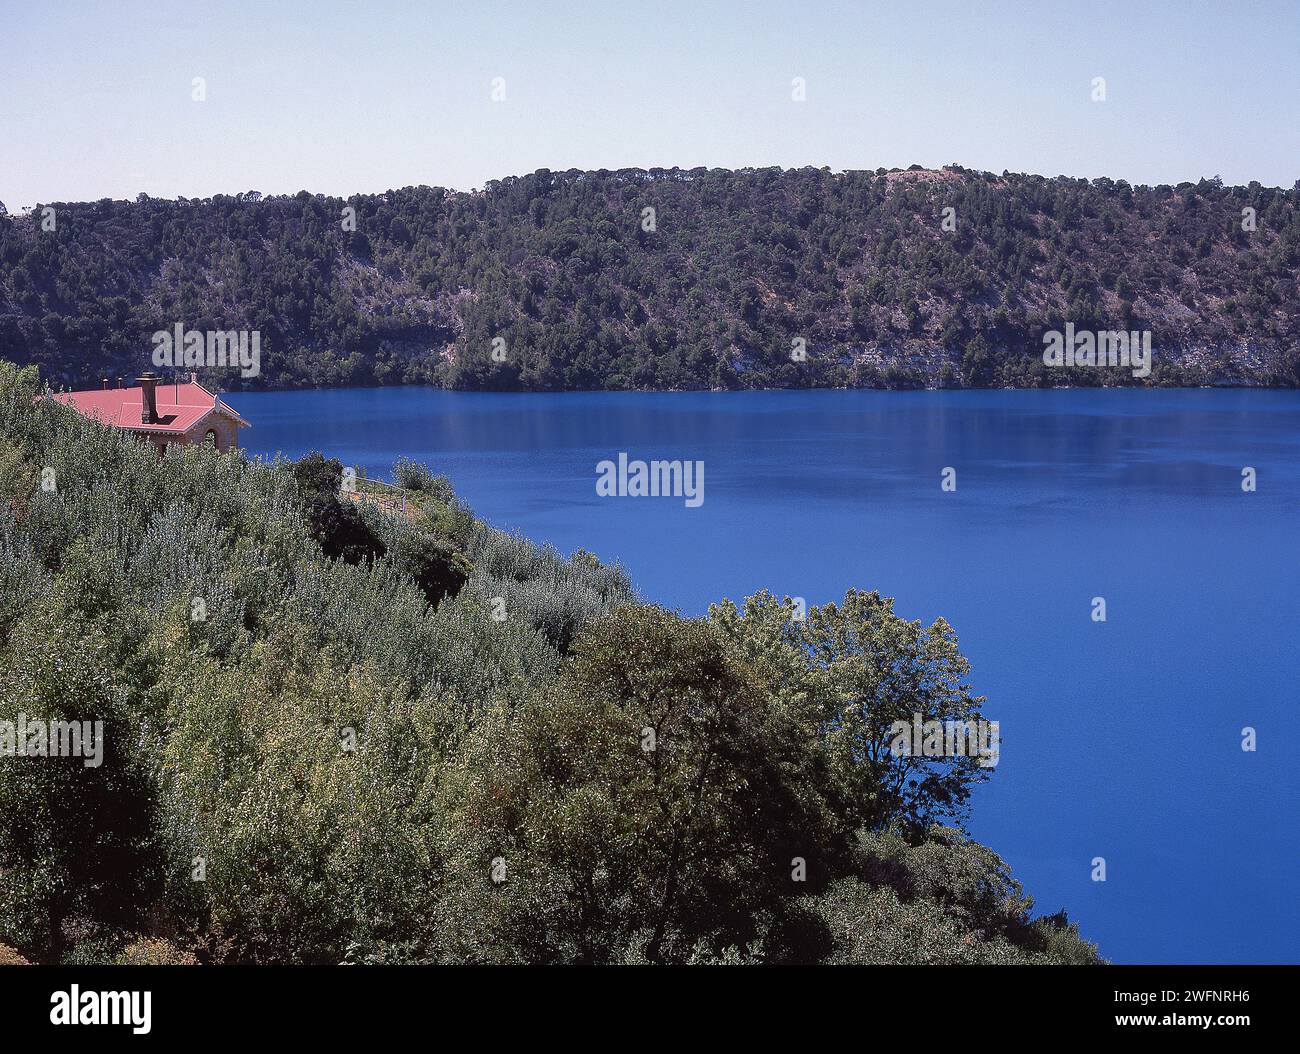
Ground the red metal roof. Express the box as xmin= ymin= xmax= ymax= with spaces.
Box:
xmin=53 ymin=379 xmax=249 ymax=434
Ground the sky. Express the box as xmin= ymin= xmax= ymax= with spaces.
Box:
xmin=1 ymin=0 xmax=1297 ymax=209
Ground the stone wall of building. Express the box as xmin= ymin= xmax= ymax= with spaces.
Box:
xmin=185 ymin=414 xmax=241 ymax=452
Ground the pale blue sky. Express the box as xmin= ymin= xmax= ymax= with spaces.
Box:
xmin=1 ymin=0 xmax=1296 ymax=208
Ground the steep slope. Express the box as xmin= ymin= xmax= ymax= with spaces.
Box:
xmin=2 ymin=165 xmax=1296 ymax=391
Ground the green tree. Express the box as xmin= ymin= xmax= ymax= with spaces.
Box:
xmin=712 ymin=589 xmax=992 ymax=833
xmin=440 ymin=605 xmax=838 ymax=963
xmin=803 ymin=590 xmax=992 ymax=832
xmin=389 ymin=531 xmax=471 ymax=607
xmin=0 ymin=583 xmax=161 ymax=961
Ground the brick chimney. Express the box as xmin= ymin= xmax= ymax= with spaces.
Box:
xmin=135 ymin=371 xmax=160 ymax=424
xmin=101 ymin=377 xmax=109 ymax=390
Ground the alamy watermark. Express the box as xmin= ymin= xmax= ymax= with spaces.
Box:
xmin=888 ymin=713 xmax=1000 ymax=769
xmin=50 ymin=986 xmax=150 ymax=1034
xmin=1042 ymin=323 xmax=1151 ymax=379
xmin=596 ymin=452 xmax=704 ymax=508
xmin=151 ymin=323 xmax=261 ymax=378
xmin=0 ymin=713 xmax=104 ymax=768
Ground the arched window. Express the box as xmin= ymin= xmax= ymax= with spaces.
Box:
xmin=204 ymin=429 xmax=218 ymax=449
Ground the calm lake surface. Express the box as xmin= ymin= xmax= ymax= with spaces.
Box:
xmin=226 ymin=387 xmax=1300 ymax=964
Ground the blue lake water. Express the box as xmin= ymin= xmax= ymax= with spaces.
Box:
xmin=226 ymin=386 xmax=1300 ymax=965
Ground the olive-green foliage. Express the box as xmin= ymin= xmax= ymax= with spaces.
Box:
xmin=0 ymin=570 xmax=161 ymax=960
xmin=798 ymin=829 xmax=1103 ymax=964
xmin=115 ymin=938 xmax=199 ymax=965
xmin=465 ymin=524 xmax=636 ymax=653
xmin=435 ymin=606 xmax=839 ymax=963
xmin=388 ymin=531 xmax=472 ymax=607
xmin=291 ymin=452 xmax=387 ymax=565
xmin=147 ymin=621 xmax=457 ymax=962
xmin=393 ymin=457 xmax=454 ymax=500
xmin=0 ymin=361 xmax=613 ymax=963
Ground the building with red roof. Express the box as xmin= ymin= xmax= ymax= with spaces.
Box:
xmin=53 ymin=372 xmax=249 ymax=453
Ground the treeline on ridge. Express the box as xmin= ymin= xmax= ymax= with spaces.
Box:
xmin=1 ymin=165 xmax=1296 ymax=392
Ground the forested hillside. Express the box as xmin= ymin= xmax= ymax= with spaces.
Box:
xmin=1 ymin=166 xmax=1296 ymax=392
xmin=0 ymin=359 xmax=1101 ymax=964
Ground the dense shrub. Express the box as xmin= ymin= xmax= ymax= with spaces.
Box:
xmin=467 ymin=526 xmax=636 ymax=652
xmin=393 ymin=457 xmax=454 ymax=500
xmin=0 ymin=942 xmax=31 ymax=965
xmin=291 ymin=453 xmax=387 ymax=564
xmin=389 ymin=532 xmax=472 ymax=607
xmin=116 ymin=939 xmax=199 ymax=966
